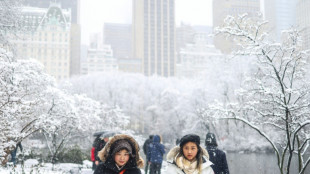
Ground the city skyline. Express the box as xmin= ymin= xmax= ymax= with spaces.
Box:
xmin=80 ymin=0 xmax=212 ymax=44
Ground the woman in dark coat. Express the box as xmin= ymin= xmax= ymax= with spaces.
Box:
xmin=94 ymin=134 xmax=144 ymax=174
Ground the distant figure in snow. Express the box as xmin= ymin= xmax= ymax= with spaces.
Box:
xmin=10 ymin=142 xmax=23 ymax=166
xmin=148 ymin=135 xmax=165 ymax=174
xmin=205 ymin=133 xmax=229 ymax=174
xmin=143 ymin=135 xmax=154 ymax=174
xmin=94 ymin=134 xmax=110 ymax=169
xmin=91 ymin=135 xmax=101 ymax=170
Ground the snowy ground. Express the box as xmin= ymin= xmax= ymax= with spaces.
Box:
xmin=0 ymin=159 xmax=93 ymax=174
xmin=0 ymin=159 xmax=167 ymax=174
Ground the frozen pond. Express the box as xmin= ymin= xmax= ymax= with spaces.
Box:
xmin=227 ymin=152 xmax=310 ymax=174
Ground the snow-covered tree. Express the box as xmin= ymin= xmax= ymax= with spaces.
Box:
xmin=0 ymin=48 xmax=104 ymax=166
xmin=69 ymin=70 xmax=251 ymax=143
xmin=208 ymin=14 xmax=310 ymax=174
xmin=40 ymin=88 xmax=79 ymax=164
xmin=0 ymin=48 xmax=54 ymax=165
xmin=100 ymin=104 xmax=130 ymax=131
xmin=39 ymin=88 xmax=102 ymax=164
xmin=0 ymin=0 xmax=23 ymax=49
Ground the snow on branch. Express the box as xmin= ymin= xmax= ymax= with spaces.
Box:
xmin=206 ymin=13 xmax=310 ymax=174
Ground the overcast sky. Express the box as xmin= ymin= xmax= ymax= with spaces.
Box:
xmin=80 ymin=0 xmax=212 ymax=44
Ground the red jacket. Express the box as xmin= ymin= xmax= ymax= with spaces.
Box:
xmin=91 ymin=147 xmax=95 ymax=161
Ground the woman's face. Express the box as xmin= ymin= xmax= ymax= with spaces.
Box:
xmin=182 ymin=142 xmax=198 ymax=161
xmin=114 ymin=149 xmax=130 ymax=167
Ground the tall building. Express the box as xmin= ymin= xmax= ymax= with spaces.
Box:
xmin=264 ymin=0 xmax=297 ymax=41
xmin=213 ymin=0 xmax=261 ymax=53
xmin=11 ymin=4 xmax=71 ymax=81
xmin=176 ymin=24 xmax=213 ymax=63
xmin=24 ymin=0 xmax=81 ymax=76
xmin=177 ymin=33 xmax=224 ymax=78
xmin=296 ymin=0 xmax=309 ymax=51
xmin=118 ymin=58 xmax=142 ymax=74
xmin=69 ymin=23 xmax=81 ymax=77
xmin=103 ymin=23 xmax=132 ymax=59
xmin=132 ymin=0 xmax=176 ymax=77
xmin=80 ymin=33 xmax=118 ymax=75
xmin=192 ymin=25 xmax=213 ymax=44
xmin=176 ymin=23 xmax=195 ymax=63
xmin=86 ymin=45 xmax=118 ymax=74
xmin=23 ymin=0 xmax=80 ymax=23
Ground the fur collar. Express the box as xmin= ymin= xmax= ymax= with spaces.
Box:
xmin=167 ymin=146 xmax=212 ymax=169
xmin=98 ymin=134 xmax=144 ymax=168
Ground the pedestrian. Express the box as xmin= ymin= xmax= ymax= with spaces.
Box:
xmin=143 ymin=135 xmax=153 ymax=174
xmin=94 ymin=134 xmax=144 ymax=174
xmin=10 ymin=142 xmax=23 ymax=166
xmin=176 ymin=138 xmax=180 ymax=145
xmin=91 ymin=135 xmax=101 ymax=170
xmin=205 ymin=133 xmax=229 ymax=174
xmin=166 ymin=134 xmax=214 ymax=174
xmin=94 ymin=134 xmax=110 ymax=168
xmin=147 ymin=135 xmax=165 ymax=174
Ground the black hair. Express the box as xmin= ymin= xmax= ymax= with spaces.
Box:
xmin=179 ymin=134 xmax=202 ymax=164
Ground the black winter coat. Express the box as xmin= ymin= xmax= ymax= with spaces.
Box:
xmin=206 ymin=145 xmax=229 ymax=174
xmin=95 ymin=140 xmax=106 ymax=161
xmin=94 ymin=164 xmax=141 ymax=174
xmin=94 ymin=156 xmax=141 ymax=174
xmin=142 ymin=138 xmax=152 ymax=157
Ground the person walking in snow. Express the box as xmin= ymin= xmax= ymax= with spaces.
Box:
xmin=166 ymin=134 xmax=214 ymax=174
xmin=10 ymin=142 xmax=23 ymax=166
xmin=91 ymin=135 xmax=101 ymax=170
xmin=143 ymin=135 xmax=153 ymax=174
xmin=205 ymin=133 xmax=229 ymax=174
xmin=94 ymin=134 xmax=109 ymax=168
xmin=147 ymin=135 xmax=165 ymax=174
xmin=94 ymin=134 xmax=144 ymax=174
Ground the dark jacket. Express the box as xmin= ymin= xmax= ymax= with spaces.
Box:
xmin=147 ymin=135 xmax=165 ymax=164
xmin=206 ymin=145 xmax=229 ymax=174
xmin=94 ymin=134 xmax=144 ymax=174
xmin=92 ymin=137 xmax=101 ymax=162
xmin=142 ymin=137 xmax=153 ymax=157
xmin=95 ymin=139 xmax=106 ymax=161
xmin=94 ymin=162 xmax=142 ymax=174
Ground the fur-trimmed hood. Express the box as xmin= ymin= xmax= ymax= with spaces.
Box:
xmin=98 ymin=134 xmax=144 ymax=168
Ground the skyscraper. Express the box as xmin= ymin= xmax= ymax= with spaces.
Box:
xmin=213 ymin=0 xmax=261 ymax=53
xmin=264 ymin=0 xmax=297 ymax=41
xmin=297 ymin=0 xmax=310 ymax=51
xmin=103 ymin=23 xmax=132 ymax=59
xmin=132 ymin=0 xmax=176 ymax=77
